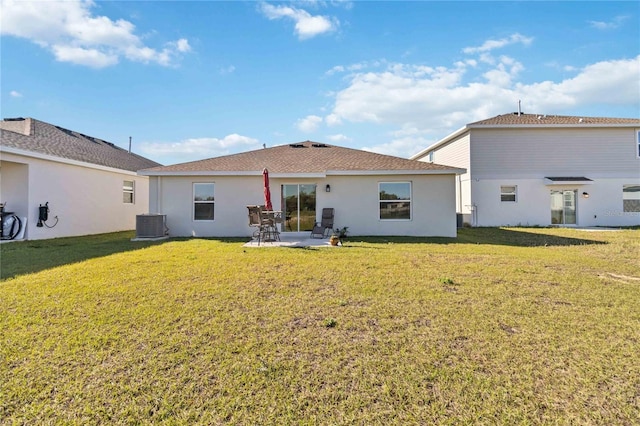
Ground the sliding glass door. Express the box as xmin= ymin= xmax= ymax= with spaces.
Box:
xmin=550 ymin=190 xmax=577 ymax=225
xmin=282 ymin=184 xmax=316 ymax=232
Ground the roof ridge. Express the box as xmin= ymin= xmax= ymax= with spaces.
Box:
xmin=1 ymin=117 xmax=162 ymax=171
xmin=140 ymin=140 xmax=463 ymax=174
xmin=470 ymin=112 xmax=640 ymax=126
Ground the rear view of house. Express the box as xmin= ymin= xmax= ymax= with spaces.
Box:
xmin=139 ymin=141 xmax=465 ymax=238
xmin=0 ymin=117 xmax=161 ymax=240
xmin=412 ymin=113 xmax=640 ymax=228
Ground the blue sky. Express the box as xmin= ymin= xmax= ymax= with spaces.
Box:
xmin=2 ymin=1 xmax=639 ymax=165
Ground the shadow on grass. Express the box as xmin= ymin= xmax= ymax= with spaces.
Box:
xmin=1 ymin=228 xmax=610 ymax=280
xmin=346 ymin=227 xmax=609 ymax=248
xmin=0 ymin=231 xmax=169 ymax=281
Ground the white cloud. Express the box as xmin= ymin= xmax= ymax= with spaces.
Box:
xmin=296 ymin=115 xmax=323 ymax=132
xmin=327 ymin=134 xmax=351 ymax=142
xmin=219 ymin=65 xmax=236 ymax=75
xmin=363 ymin=138 xmax=428 ymax=158
xmin=521 ymin=56 xmax=640 ymax=107
xmin=259 ymin=2 xmax=338 ymax=40
xmin=172 ymin=38 xmax=191 ymax=53
xmin=463 ymin=33 xmax=533 ymax=54
xmin=325 ymin=54 xmax=640 ymax=157
xmin=0 ymin=0 xmax=190 ymax=68
xmin=325 ymin=65 xmax=345 ymax=76
xmin=325 ymin=60 xmax=384 ymax=76
xmin=325 ymin=113 xmax=342 ymax=126
xmin=140 ymin=134 xmax=260 ymax=164
xmin=482 ymin=56 xmax=524 ymax=87
xmin=10 ymin=90 xmax=23 ymax=98
xmin=589 ymin=15 xmax=629 ymax=30
xmin=52 ymin=45 xmax=118 ymax=68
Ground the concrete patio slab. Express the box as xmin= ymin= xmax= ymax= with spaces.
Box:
xmin=243 ymin=234 xmax=338 ymax=248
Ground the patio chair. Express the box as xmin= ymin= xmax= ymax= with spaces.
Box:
xmin=260 ymin=208 xmax=281 ymax=242
xmin=247 ymin=205 xmax=266 ymax=245
xmin=310 ymin=208 xmax=334 ymax=238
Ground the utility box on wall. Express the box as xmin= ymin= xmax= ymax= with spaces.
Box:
xmin=136 ymin=214 xmax=166 ymax=238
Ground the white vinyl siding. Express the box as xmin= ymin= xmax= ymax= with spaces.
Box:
xmin=471 ymin=128 xmax=640 ymax=177
xmin=429 ymin=134 xmax=471 ymax=171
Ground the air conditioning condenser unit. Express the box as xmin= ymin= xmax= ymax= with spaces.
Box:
xmin=136 ymin=214 xmax=166 ymax=238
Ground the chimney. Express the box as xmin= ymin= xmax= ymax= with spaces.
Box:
xmin=0 ymin=117 xmax=32 ymax=135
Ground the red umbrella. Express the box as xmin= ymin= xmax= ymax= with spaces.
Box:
xmin=263 ymin=168 xmax=273 ymax=211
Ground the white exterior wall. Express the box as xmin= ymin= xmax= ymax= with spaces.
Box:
xmin=0 ymin=160 xmax=29 ymax=216
xmin=467 ymin=127 xmax=640 ymax=227
xmin=473 ymin=178 xmax=640 ymax=227
xmin=148 ymin=173 xmax=458 ymax=238
xmin=1 ymin=152 xmax=151 ymax=240
xmin=420 ymin=126 xmax=640 ymax=227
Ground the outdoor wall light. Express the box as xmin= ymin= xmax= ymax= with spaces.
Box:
xmin=582 ymin=192 xmax=589 ymax=198
xmin=325 ymin=184 xmax=331 ymax=193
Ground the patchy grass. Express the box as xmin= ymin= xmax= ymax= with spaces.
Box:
xmin=1 ymin=228 xmax=639 ymax=424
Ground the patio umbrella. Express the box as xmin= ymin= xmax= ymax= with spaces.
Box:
xmin=263 ymin=168 xmax=273 ymax=211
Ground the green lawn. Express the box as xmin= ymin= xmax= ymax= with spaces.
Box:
xmin=1 ymin=228 xmax=639 ymax=424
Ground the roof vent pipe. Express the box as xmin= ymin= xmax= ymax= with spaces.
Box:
xmin=517 ymin=100 xmax=522 ymax=116
xmin=129 ymin=136 xmax=132 ymax=153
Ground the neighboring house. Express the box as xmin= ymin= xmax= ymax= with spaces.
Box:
xmin=138 ymin=141 xmax=466 ymax=238
xmin=0 ymin=117 xmax=161 ymax=240
xmin=411 ymin=113 xmax=640 ymax=227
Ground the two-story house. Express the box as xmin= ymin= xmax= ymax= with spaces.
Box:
xmin=411 ymin=113 xmax=640 ymax=227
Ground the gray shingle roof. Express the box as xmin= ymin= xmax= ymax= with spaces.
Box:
xmin=470 ymin=113 xmax=640 ymax=126
xmin=0 ymin=117 xmax=161 ymax=172
xmin=140 ymin=141 xmax=460 ymax=175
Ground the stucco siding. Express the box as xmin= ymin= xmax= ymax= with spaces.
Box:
xmin=473 ymin=177 xmax=640 ymax=227
xmin=0 ymin=160 xmax=29 ymax=218
xmin=471 ymin=127 xmax=640 ymax=178
xmin=1 ymin=152 xmax=150 ymax=240
xmin=152 ymin=174 xmax=458 ymax=238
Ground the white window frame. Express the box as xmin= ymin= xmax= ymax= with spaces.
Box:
xmin=500 ymin=185 xmax=517 ymax=202
xmin=193 ymin=182 xmax=215 ymax=221
xmin=379 ymin=181 xmax=412 ymax=221
xmin=623 ymin=184 xmax=640 ymax=212
xmin=123 ymin=180 xmax=134 ymax=204
xmin=637 ymin=130 xmax=640 ymax=158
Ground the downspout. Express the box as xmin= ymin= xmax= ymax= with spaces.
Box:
xmin=457 ymin=175 xmax=462 ymax=214
xmin=154 ymin=176 xmax=163 ymax=214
